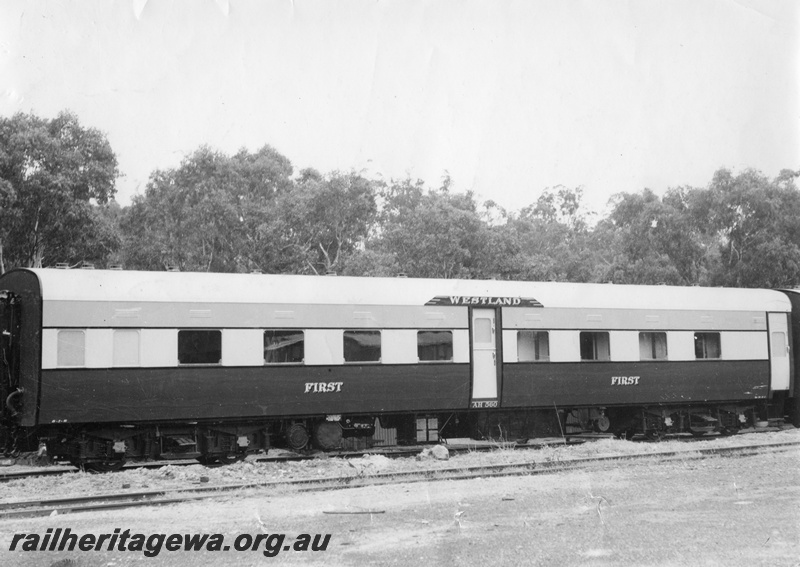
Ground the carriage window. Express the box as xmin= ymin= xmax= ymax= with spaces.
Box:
xmin=474 ymin=318 xmax=492 ymax=343
xmin=580 ymin=331 xmax=610 ymax=361
xmin=517 ymin=331 xmax=549 ymax=362
xmin=264 ymin=330 xmax=304 ymax=364
xmin=57 ymin=330 xmax=85 ymax=367
xmin=113 ymin=330 xmax=140 ymax=367
xmin=639 ymin=332 xmax=667 ymax=360
xmin=344 ymin=330 xmax=381 ymax=362
xmin=694 ymin=332 xmax=721 ymax=359
xmin=178 ymin=330 xmax=222 ymax=364
xmin=418 ymin=331 xmax=453 ymax=362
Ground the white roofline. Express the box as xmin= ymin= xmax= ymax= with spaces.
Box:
xmin=19 ymin=268 xmax=792 ymax=313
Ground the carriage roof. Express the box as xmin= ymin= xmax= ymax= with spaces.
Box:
xmin=14 ymin=268 xmax=791 ymax=313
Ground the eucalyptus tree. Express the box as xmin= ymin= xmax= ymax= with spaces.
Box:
xmin=0 ymin=111 xmax=118 ymax=272
xmin=120 ymin=145 xmax=294 ymax=272
xmin=374 ymin=178 xmax=489 ymax=279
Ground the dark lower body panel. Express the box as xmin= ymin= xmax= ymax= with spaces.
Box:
xmin=37 ymin=360 xmax=770 ymax=426
xmin=37 ymin=364 xmax=472 ymax=424
xmin=502 ymin=360 xmax=770 ymax=407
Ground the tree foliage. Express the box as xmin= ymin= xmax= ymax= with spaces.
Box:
xmin=119 ymin=149 xmax=378 ymax=275
xmin=370 ymin=179 xmax=489 ymax=278
xmin=117 ymin=160 xmax=800 ymax=288
xmin=0 ymin=111 xmax=118 ymax=272
xmin=7 ymin=111 xmax=800 ymax=290
xmin=701 ymin=168 xmax=800 ymax=287
xmin=280 ymin=170 xmax=378 ymax=274
xmin=120 ymin=145 xmax=294 ymax=272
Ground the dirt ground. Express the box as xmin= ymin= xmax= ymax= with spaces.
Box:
xmin=1 ymin=441 xmax=798 ymax=567
xmin=3 ymin=429 xmax=799 ymax=503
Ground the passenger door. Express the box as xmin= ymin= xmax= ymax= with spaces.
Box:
xmin=768 ymin=312 xmax=790 ymax=391
xmin=470 ymin=308 xmax=500 ymax=408
xmin=0 ymin=292 xmax=21 ymax=413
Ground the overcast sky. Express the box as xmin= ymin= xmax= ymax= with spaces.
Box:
xmin=2 ymin=0 xmax=798 ymax=213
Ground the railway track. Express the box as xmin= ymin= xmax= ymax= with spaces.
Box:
xmin=1 ymin=439 xmax=797 ymax=520
xmin=0 ymin=450 xmax=435 ymax=483
xmin=0 ymin=438 xmax=588 ymax=482
xmin=0 ymin=428 xmax=782 ymax=483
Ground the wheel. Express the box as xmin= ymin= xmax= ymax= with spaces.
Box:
xmin=286 ymin=423 xmax=310 ymax=450
xmin=594 ymin=415 xmax=611 ymax=433
xmin=312 ymin=422 xmax=343 ymax=451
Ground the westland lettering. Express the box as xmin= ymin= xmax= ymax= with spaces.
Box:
xmin=425 ymin=295 xmax=543 ymax=307
xmin=449 ymin=296 xmax=522 ymax=306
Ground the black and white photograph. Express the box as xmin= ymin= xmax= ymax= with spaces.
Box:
xmin=0 ymin=1 xmax=798 ymax=565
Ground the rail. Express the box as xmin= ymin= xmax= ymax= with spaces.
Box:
xmin=1 ymin=439 xmax=797 ymax=520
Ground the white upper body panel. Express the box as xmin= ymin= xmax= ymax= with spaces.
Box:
xmin=27 ymin=268 xmax=792 ymax=313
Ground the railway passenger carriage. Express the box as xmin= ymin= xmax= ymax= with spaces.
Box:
xmin=0 ymin=268 xmax=796 ymax=469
